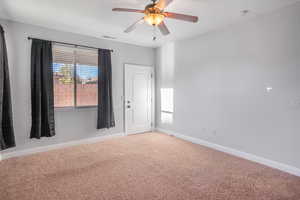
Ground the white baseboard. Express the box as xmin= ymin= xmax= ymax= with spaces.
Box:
xmin=1 ymin=133 xmax=125 ymax=160
xmin=157 ymin=128 xmax=300 ymax=177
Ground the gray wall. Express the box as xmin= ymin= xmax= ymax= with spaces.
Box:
xmin=0 ymin=19 xmax=155 ymax=152
xmin=156 ymin=3 xmax=300 ymax=168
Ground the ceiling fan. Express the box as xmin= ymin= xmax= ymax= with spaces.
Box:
xmin=112 ymin=0 xmax=198 ymax=38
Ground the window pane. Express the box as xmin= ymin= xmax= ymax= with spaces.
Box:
xmin=53 ymin=63 xmax=75 ymax=107
xmin=76 ymin=64 xmax=98 ymax=107
xmin=161 ymin=88 xmax=174 ymax=112
xmin=161 ymin=112 xmax=173 ymax=124
xmin=52 ymin=44 xmax=98 ymax=108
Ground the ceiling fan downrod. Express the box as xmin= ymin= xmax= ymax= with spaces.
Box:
xmin=152 ymin=26 xmax=157 ymax=41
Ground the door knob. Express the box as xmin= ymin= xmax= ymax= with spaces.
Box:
xmin=127 ymin=105 xmax=131 ymax=109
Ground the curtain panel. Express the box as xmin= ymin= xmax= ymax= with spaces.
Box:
xmin=97 ymin=49 xmax=115 ymax=129
xmin=30 ymin=39 xmax=55 ymax=139
xmin=0 ymin=25 xmax=16 ymax=150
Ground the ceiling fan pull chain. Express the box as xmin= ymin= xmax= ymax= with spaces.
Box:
xmin=152 ymin=25 xmax=157 ymax=41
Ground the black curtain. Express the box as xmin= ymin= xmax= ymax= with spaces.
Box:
xmin=97 ymin=49 xmax=115 ymax=129
xmin=0 ymin=25 xmax=15 ymax=150
xmin=30 ymin=39 xmax=55 ymax=139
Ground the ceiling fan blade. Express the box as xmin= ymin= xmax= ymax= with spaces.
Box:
xmin=158 ymin=21 xmax=170 ymax=35
xmin=164 ymin=12 xmax=198 ymax=23
xmin=155 ymin=0 xmax=174 ymax=10
xmin=124 ymin=18 xmax=145 ymax=33
xmin=112 ymin=8 xmax=144 ymax=13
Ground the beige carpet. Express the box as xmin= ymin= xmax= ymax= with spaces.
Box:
xmin=1 ymin=132 xmax=300 ymax=200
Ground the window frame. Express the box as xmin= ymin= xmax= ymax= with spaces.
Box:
xmin=53 ymin=44 xmax=98 ymax=110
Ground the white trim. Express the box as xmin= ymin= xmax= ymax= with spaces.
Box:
xmin=1 ymin=133 xmax=125 ymax=160
xmin=126 ymin=129 xmax=152 ymax=135
xmin=156 ymin=128 xmax=300 ymax=177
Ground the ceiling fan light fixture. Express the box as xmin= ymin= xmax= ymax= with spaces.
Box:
xmin=112 ymin=0 xmax=198 ymax=36
xmin=144 ymin=13 xmax=165 ymax=26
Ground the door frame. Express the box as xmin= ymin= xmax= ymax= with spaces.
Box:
xmin=124 ymin=63 xmax=155 ymax=135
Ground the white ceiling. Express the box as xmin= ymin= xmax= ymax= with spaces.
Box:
xmin=1 ymin=0 xmax=300 ymax=47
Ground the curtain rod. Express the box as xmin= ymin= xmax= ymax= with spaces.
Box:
xmin=27 ymin=37 xmax=114 ymax=52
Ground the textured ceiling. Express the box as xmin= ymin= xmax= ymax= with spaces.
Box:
xmin=1 ymin=0 xmax=300 ymax=47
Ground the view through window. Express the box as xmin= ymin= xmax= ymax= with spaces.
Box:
xmin=53 ymin=44 xmax=98 ymax=108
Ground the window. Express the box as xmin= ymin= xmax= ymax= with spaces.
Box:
xmin=160 ymin=88 xmax=174 ymax=124
xmin=53 ymin=44 xmax=98 ymax=108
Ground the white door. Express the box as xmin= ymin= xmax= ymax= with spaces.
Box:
xmin=125 ymin=64 xmax=153 ymax=135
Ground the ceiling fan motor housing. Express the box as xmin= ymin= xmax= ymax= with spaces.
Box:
xmin=144 ymin=3 xmax=165 ymax=26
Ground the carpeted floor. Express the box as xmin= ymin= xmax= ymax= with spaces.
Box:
xmin=1 ymin=132 xmax=300 ymax=200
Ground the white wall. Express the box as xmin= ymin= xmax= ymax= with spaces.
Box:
xmin=156 ymin=3 xmax=300 ymax=168
xmin=0 ymin=19 xmax=155 ymax=152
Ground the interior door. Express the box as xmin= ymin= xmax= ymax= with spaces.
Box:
xmin=125 ymin=64 xmax=153 ymax=135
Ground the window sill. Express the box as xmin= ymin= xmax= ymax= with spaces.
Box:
xmin=55 ymin=106 xmax=97 ymax=112
xmin=161 ymin=111 xmax=173 ymax=114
